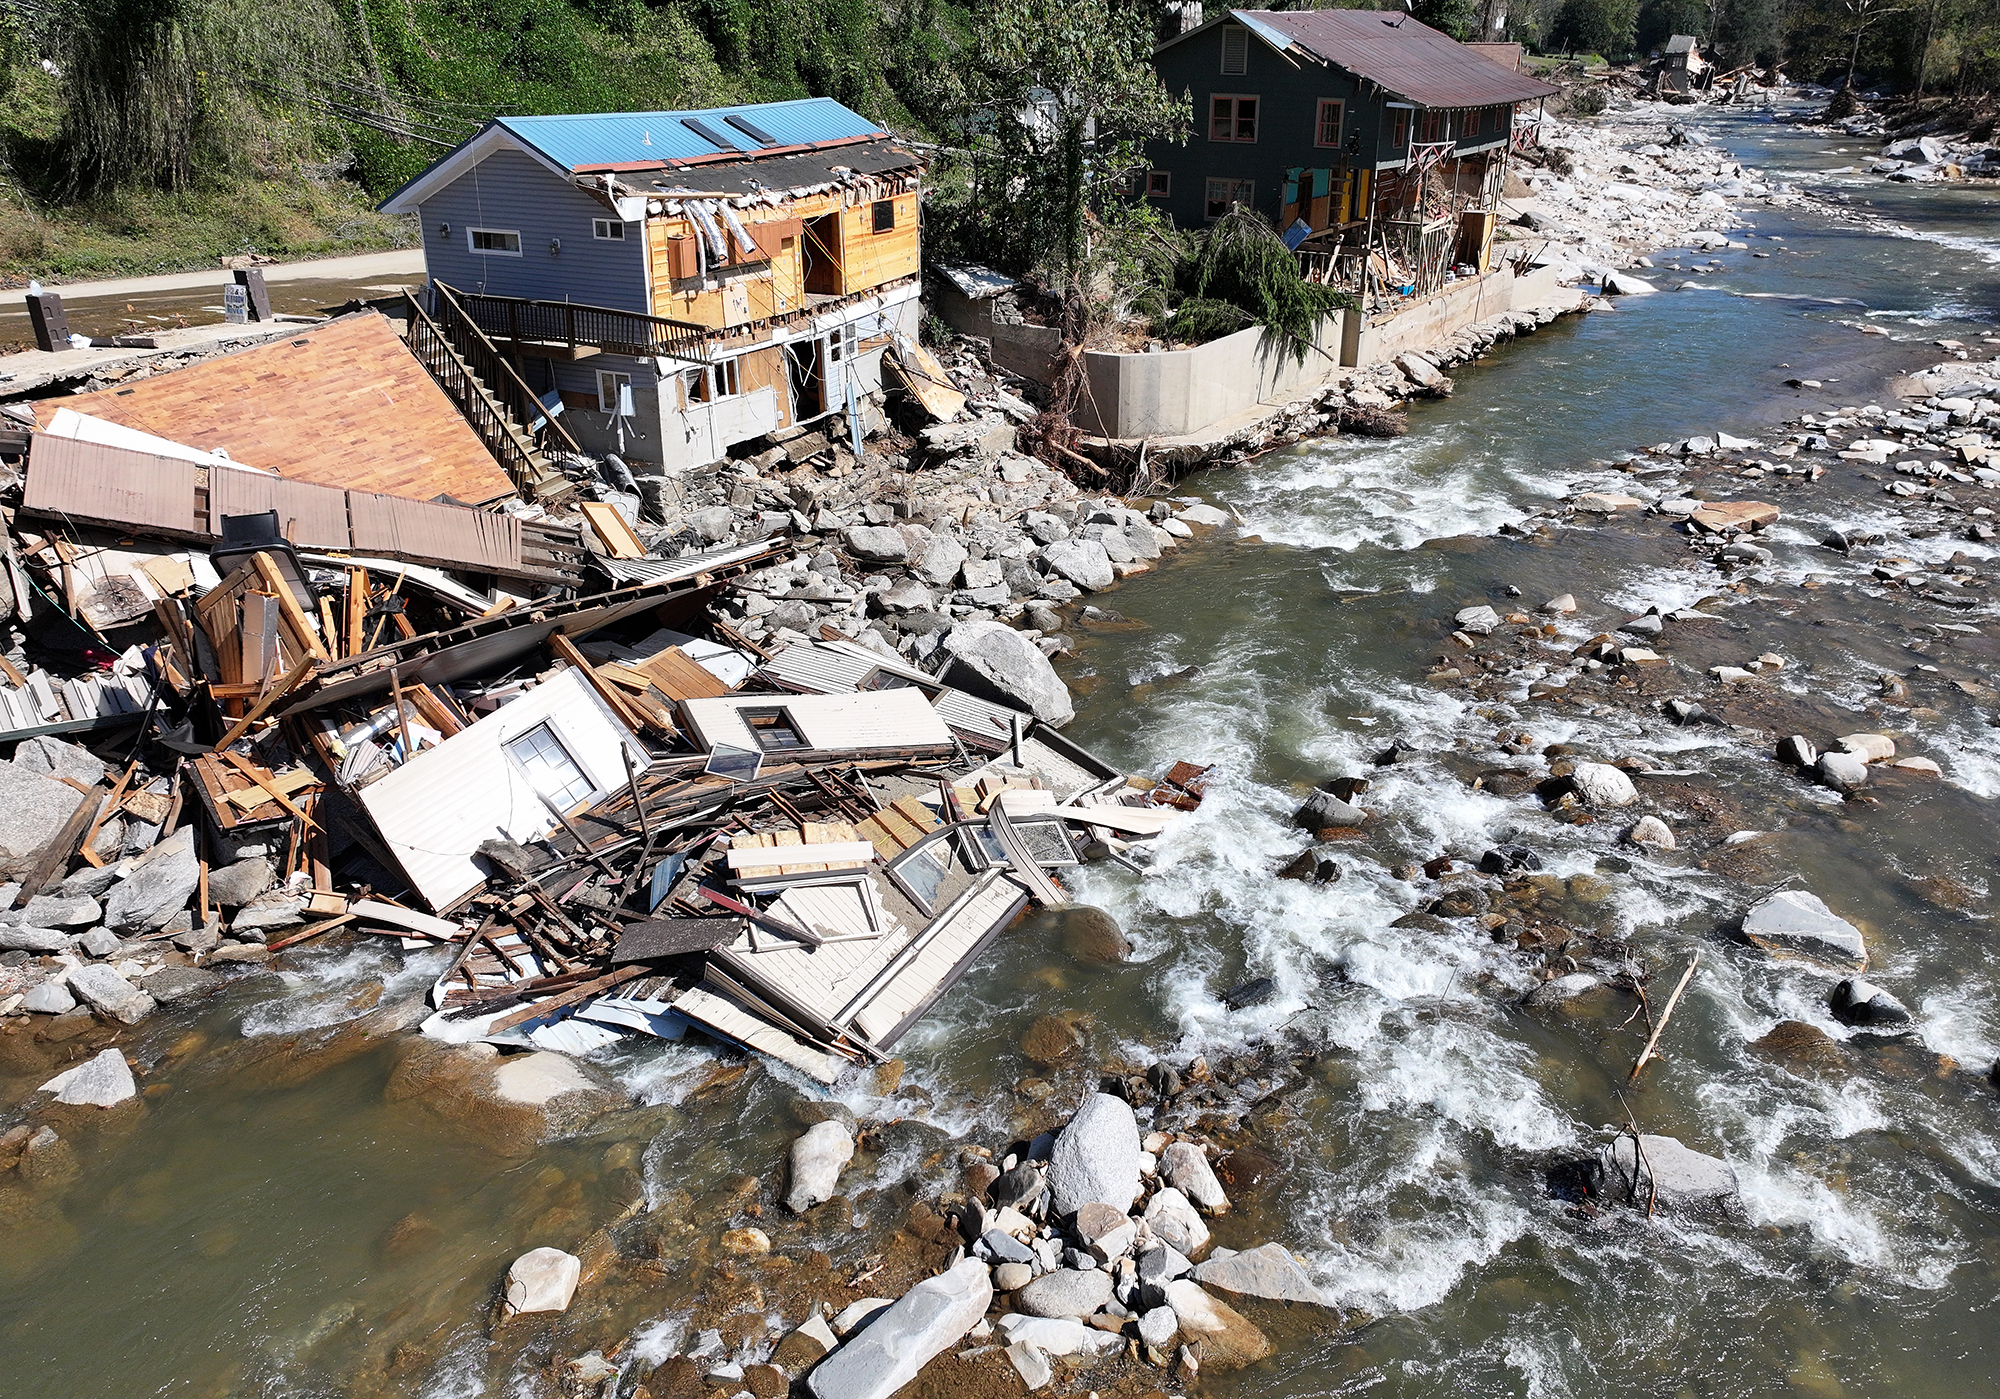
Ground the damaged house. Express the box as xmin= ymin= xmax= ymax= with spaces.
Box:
xmin=1142 ymin=8 xmax=1557 ymax=297
xmin=379 ymin=98 xmax=924 ymax=473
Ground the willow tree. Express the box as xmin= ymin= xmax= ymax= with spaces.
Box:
xmin=37 ymin=0 xmax=343 ymax=197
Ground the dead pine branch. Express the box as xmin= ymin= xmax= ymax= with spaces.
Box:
xmin=1629 ymin=952 xmax=1699 ymax=1082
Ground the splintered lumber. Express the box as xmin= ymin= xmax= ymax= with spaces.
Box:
xmin=218 ymin=751 xmax=318 ymax=830
xmin=344 ymin=568 xmax=368 ymax=658
xmin=221 ymin=766 xmax=317 ymax=812
xmin=252 ymin=552 xmax=328 ymax=659
xmin=214 ymin=658 xmax=317 ymax=750
xmin=548 ymin=630 xmax=650 ymax=736
xmin=485 ymin=964 xmax=649 ymax=1033
xmin=632 ymin=645 xmax=729 ymax=701
xmin=265 ymin=913 xmax=357 ymax=952
xmin=1630 ymin=953 xmax=1700 ymax=1081
xmin=579 ymin=502 xmax=646 ymax=559
xmin=15 ymin=781 xmax=107 ymax=906
xmin=725 ymin=841 xmax=876 ymax=871
xmin=1054 ymin=802 xmax=1178 ymax=835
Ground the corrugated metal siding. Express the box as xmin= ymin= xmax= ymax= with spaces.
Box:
xmin=209 ymin=469 xmax=352 ymax=549
xmin=23 ymin=435 xmax=200 ymax=535
xmin=1238 ymin=8 xmax=1559 ymax=106
xmin=359 ymin=668 xmax=643 ymax=910
xmin=348 ymin=491 xmax=522 ymax=572
xmin=499 ymin=99 xmax=883 ymax=170
xmin=417 ymin=149 xmax=649 ymax=307
xmin=762 ymin=638 xmax=1026 ymax=742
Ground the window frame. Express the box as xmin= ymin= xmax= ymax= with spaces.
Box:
xmin=596 ymin=369 xmax=632 ymax=415
xmin=871 ymin=199 xmax=896 ymax=234
xmin=1208 ymin=94 xmax=1260 ymax=144
xmin=591 ymin=218 xmax=626 ymax=241
xmin=504 ymin=720 xmax=596 ymax=811
xmin=1146 ymin=170 xmax=1172 ymax=198
xmin=1388 ymin=105 xmax=1412 ymax=151
xmin=685 ymin=358 xmax=742 ymax=406
xmin=1220 ymin=24 xmax=1249 ymax=75
xmin=735 ymin=705 xmax=807 ymax=753
xmin=1315 ymin=98 xmax=1345 ymax=150
xmin=1204 ymin=177 xmax=1255 ymax=221
xmin=1417 ymin=108 xmax=1450 ymax=144
xmin=467 ymin=227 xmax=522 ymax=257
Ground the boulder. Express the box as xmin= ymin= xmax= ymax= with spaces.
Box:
xmin=0 ymin=762 xmax=91 ymax=880
xmin=1294 ymin=788 xmax=1366 ymax=830
xmin=1395 ymin=352 xmax=1446 ymax=389
xmin=994 ymin=1314 xmax=1098 ymax=1358
xmin=1020 ymin=1014 xmax=1078 ymax=1065
xmin=1015 ymin=1267 xmax=1114 ymax=1318
xmin=1570 ymin=762 xmax=1637 ymax=807
xmin=1191 ymin=1242 xmax=1331 ymax=1306
xmin=1142 ymin=1186 xmax=1210 ymax=1256
xmin=981 ymin=1229 xmax=1035 ymax=1267
xmin=1040 ymin=539 xmax=1116 ymax=592
xmin=939 ymin=618 xmax=1074 ymax=727
xmin=40 ymin=1047 xmax=138 ymax=1106
xmin=1161 ymin=1280 xmax=1272 ymax=1370
xmin=103 ymin=828 xmax=200 ymax=932
xmin=1524 ymin=971 xmax=1603 ymax=1010
xmin=1689 ymin=501 xmax=1779 ymax=533
xmin=1006 ymin=1341 xmax=1052 ymax=1390
xmin=22 ymin=979 xmax=76 ymax=1014
xmin=0 ymin=927 xmax=73 ymax=954
xmin=1056 ymin=905 xmax=1129 ymax=964
xmin=1602 ymin=272 xmax=1656 ymax=295
xmin=1454 ymin=604 xmax=1501 ymax=635
xmin=1829 ymin=978 xmax=1912 ymax=1028
xmin=206 ymin=857 xmax=276 ymax=908
xmin=1046 ymin=1092 xmax=1141 ymax=1216
xmin=21 ymin=893 xmax=99 ymax=927
xmin=78 ymin=927 xmax=123 ymax=957
xmin=1137 ymin=1242 xmax=1192 ymax=1285
xmin=66 ymin=963 xmax=154 ymax=1024
xmin=689 ymin=506 xmax=736 ymax=544
xmin=1278 ymin=846 xmax=1342 ymax=883
xmin=830 ymin=1299 xmax=896 ymax=1337
xmin=503 ymin=1247 xmax=581 ymax=1317
xmin=989 ymin=1163 xmax=1046 ymax=1211
xmin=1599 ymin=1133 xmax=1738 ymax=1208
xmin=787 ymin=1119 xmax=856 ymax=1212
xmin=1175 ymin=503 xmax=1233 ymax=528
xmin=1815 ymin=750 xmax=1870 ymax=792
xmin=913 ymin=533 xmax=970 ymax=587
xmin=1158 ymin=1142 xmax=1228 ymax=1214
xmin=1776 ymin=735 xmax=1818 ymax=767
xmin=1138 ymin=1304 xmax=1179 ymax=1351
xmin=142 ymin=966 xmax=225 ymax=1005
xmin=13 ymin=736 xmax=107 ymax=786
xmin=1743 ymin=890 xmax=1866 ymax=967
xmin=806 ymin=1258 xmax=994 ymax=1399
xmin=1541 ymin=593 xmax=1578 ymax=614
xmin=1834 ymin=733 xmax=1896 ymax=763
xmin=844 ymin=526 xmax=909 ymax=563
xmin=1626 ymin=815 xmax=1676 ymax=850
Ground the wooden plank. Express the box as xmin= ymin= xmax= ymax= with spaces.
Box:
xmin=634 ymin=645 xmax=730 ymax=701
xmin=725 ymin=841 xmax=875 ymax=870
xmin=891 ymin=796 xmax=942 ymax=832
xmin=486 ymin=964 xmax=649 ymax=1034
xmin=253 ymin=552 xmax=329 ymax=659
xmin=351 ymin=898 xmax=463 ymax=939
xmin=854 ymin=817 xmax=904 ymax=862
xmin=547 ymin=630 xmax=647 ymax=736
xmin=221 ymin=766 xmax=316 ymax=812
xmin=219 ymin=750 xmax=320 ymax=830
xmin=580 ymin=503 xmax=646 ymax=560
xmin=213 ymin=658 xmax=317 ymax=750
xmin=344 ymin=567 xmax=367 ymax=659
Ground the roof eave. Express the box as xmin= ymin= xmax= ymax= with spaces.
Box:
xmin=378 ymin=122 xmax=578 ymax=215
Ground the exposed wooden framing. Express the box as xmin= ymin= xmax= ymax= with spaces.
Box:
xmin=214 ymin=658 xmax=317 ymax=751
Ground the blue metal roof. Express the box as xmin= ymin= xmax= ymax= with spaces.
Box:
xmin=495 ymin=98 xmax=886 ymax=170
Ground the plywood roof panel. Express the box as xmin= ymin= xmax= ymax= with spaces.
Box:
xmin=36 ymin=313 xmax=516 ymax=505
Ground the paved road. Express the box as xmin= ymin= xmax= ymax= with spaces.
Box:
xmin=35 ymin=248 xmax=424 ymax=299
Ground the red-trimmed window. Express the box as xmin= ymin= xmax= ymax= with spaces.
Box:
xmin=1147 ymin=170 xmax=1172 ymax=198
xmin=1209 ymin=94 xmax=1259 ymax=142
xmin=1390 ymin=108 xmax=1410 ymax=149
xmin=1315 ymin=99 xmax=1344 ymax=148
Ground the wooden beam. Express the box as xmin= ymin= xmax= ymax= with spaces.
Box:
xmin=485 ymin=964 xmax=649 ymax=1034
xmin=548 ymin=630 xmax=649 ymax=735
xmin=14 ymin=782 xmax=106 ymax=907
xmin=213 ymin=658 xmax=317 ymax=751
xmin=252 ymin=552 xmax=329 ymax=660
xmin=218 ymin=750 xmax=320 ymax=831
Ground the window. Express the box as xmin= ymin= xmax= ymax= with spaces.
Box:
xmin=825 ymin=324 xmax=858 ymax=368
xmin=468 ymin=227 xmax=521 ymax=256
xmin=592 ymin=218 xmax=626 ymax=241
xmin=1204 ymin=177 xmax=1255 ymax=220
xmin=872 ymin=199 xmax=896 ymax=234
xmin=597 ymin=370 xmax=632 ymax=415
xmin=506 ymin=722 xmax=594 ymax=809
xmin=687 ymin=358 xmax=741 ymax=406
xmin=1146 ymin=170 xmax=1171 ymax=198
xmin=1389 ymin=107 xmax=1411 ymax=150
xmin=1209 ymin=94 xmax=1258 ymax=143
xmin=1220 ymin=24 xmax=1248 ymax=75
xmin=1315 ymin=99 xmax=1344 ymax=149
xmin=1418 ymin=109 xmax=1450 ymax=144
xmin=737 ymin=706 xmax=805 ymax=752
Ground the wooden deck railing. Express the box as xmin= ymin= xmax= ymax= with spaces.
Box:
xmin=437 ymin=283 xmax=711 ymax=363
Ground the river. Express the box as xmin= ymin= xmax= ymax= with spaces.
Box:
xmin=2 ymin=104 xmax=1997 ymax=1399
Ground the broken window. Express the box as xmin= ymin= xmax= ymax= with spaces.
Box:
xmin=592 ymin=218 xmax=626 ymax=241
xmin=1204 ymin=177 xmax=1255 ymax=220
xmin=597 ymin=370 xmax=632 ymax=414
xmin=1209 ymin=95 xmax=1258 ymax=143
xmin=737 ymin=706 xmax=806 ymax=752
xmin=685 ymin=359 xmax=740 ymax=406
xmin=1316 ymin=99 xmax=1344 ymax=148
xmin=506 ymin=722 xmax=594 ymax=808
xmin=872 ymin=199 xmax=896 ymax=234
xmin=1146 ymin=170 xmax=1171 ymax=198
xmin=1220 ymin=24 xmax=1248 ymax=75
xmin=468 ymin=228 xmax=521 ymax=256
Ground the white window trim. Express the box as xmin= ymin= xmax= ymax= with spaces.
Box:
xmin=597 ymin=369 xmax=633 ymax=415
xmin=467 ymin=226 xmax=522 ymax=257
xmin=502 ymin=719 xmax=600 ymax=812
xmin=592 ymin=218 xmax=627 ymax=241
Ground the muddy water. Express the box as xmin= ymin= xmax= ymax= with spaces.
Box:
xmin=4 ymin=106 xmax=2000 ymax=1399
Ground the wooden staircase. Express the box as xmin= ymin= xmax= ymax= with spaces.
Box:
xmin=405 ymin=289 xmax=576 ymax=504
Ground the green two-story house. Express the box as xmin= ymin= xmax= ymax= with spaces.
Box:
xmin=1144 ymin=9 xmax=1557 ymax=295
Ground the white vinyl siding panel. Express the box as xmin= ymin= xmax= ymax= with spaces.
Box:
xmin=680 ymin=687 xmax=952 ymax=753
xmin=359 ymin=667 xmax=646 ymax=910
xmin=760 ymin=638 xmax=1027 ymax=744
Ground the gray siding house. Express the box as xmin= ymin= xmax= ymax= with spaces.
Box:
xmin=383 ymin=100 xmax=924 ymax=474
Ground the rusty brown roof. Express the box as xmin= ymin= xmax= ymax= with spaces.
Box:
xmin=1228 ymin=9 xmax=1559 ymax=108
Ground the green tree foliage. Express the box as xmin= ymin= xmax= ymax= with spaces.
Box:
xmin=1635 ymin=0 xmax=1707 ymax=53
xmin=937 ymin=0 xmax=1187 ymax=285
xmin=1172 ymin=208 xmax=1355 ymax=364
xmin=1549 ymin=0 xmax=1640 ymax=54
xmin=1412 ymin=0 xmax=1484 ymax=40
